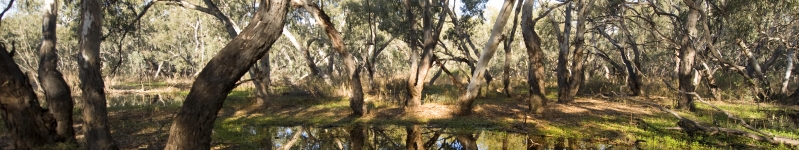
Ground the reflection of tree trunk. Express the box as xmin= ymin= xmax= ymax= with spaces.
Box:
xmin=457 ymin=0 xmax=514 ymax=115
xmin=279 ymin=127 xmax=303 ymax=150
xmin=526 ymin=134 xmax=544 ymax=150
xmin=502 ymin=0 xmax=523 ymax=97
xmin=350 ymin=124 xmax=366 ymax=150
xmin=38 ymin=0 xmax=75 ymax=142
xmin=164 ymin=0 xmax=288 ymax=149
xmin=291 ymin=0 xmax=366 ymax=116
xmin=521 ymin=0 xmax=554 ymax=114
xmin=78 ymin=0 xmax=118 ymax=149
xmin=456 ymin=133 xmax=478 ymax=150
xmin=1 ymin=44 xmax=58 ymax=149
xmin=405 ymin=125 xmax=424 ymax=150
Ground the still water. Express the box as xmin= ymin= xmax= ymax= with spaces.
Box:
xmin=223 ymin=124 xmax=628 ymax=150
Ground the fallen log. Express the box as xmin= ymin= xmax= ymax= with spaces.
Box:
xmin=623 ymin=97 xmax=799 ymax=146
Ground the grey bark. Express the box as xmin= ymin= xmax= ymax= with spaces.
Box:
xmin=502 ymin=0 xmax=523 ymax=97
xmin=38 ymin=0 xmax=75 ymax=142
xmin=79 ymin=0 xmax=118 ymax=148
xmin=291 ymin=0 xmax=366 ymax=116
xmin=164 ymin=0 xmax=288 ymax=148
xmin=676 ymin=0 xmax=702 ymax=111
xmin=456 ymin=0 xmax=515 ymax=115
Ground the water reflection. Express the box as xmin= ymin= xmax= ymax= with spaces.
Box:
xmin=233 ymin=124 xmax=627 ymax=150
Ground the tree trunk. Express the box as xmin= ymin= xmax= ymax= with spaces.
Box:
xmin=557 ymin=0 xmax=593 ymax=103
xmin=456 ymin=0 xmax=514 ymax=115
xmin=252 ymin=53 xmax=270 ymax=106
xmin=405 ymin=125 xmax=424 ymax=150
xmin=619 ymin=11 xmax=643 ymax=96
xmin=1 ymin=44 xmax=58 ymax=150
xmin=597 ymin=26 xmax=640 ymax=96
xmin=552 ymin=2 xmax=573 ymax=103
xmin=502 ymin=0 xmax=523 ymax=97
xmin=676 ymin=0 xmax=702 ymax=111
xmin=737 ymin=39 xmax=772 ymax=101
xmin=403 ymin=0 xmax=420 ymax=109
xmin=283 ymin=27 xmax=323 ymax=77
xmin=38 ymin=0 xmax=74 ymax=142
xmin=782 ymin=48 xmax=794 ymax=96
xmin=521 ymin=0 xmax=549 ymax=114
xmin=79 ymin=0 xmax=118 ymax=149
xmin=164 ymin=0 xmax=288 ymax=149
xmin=291 ymin=0 xmax=366 ymax=116
xmin=407 ymin=0 xmax=448 ymax=109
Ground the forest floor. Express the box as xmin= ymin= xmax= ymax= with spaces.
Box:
xmin=2 ymin=80 xmax=799 ymax=149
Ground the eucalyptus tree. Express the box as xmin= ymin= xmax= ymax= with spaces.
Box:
xmin=595 ymin=0 xmax=643 ymax=96
xmin=38 ymin=0 xmax=75 ymax=142
xmin=551 ymin=0 xmax=594 ymax=103
xmin=0 ymin=44 xmax=59 ymax=150
xmin=405 ymin=0 xmax=449 ymax=109
xmin=521 ymin=0 xmax=565 ymax=113
xmin=456 ymin=0 xmax=515 ymax=115
xmin=501 ymin=0 xmax=522 ymax=97
xmin=165 ymin=0 xmax=288 ymax=148
xmin=78 ymin=0 xmax=119 ymax=148
xmin=290 ymin=0 xmax=366 ymax=116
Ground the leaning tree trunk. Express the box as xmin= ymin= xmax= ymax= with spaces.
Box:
xmin=78 ymin=0 xmax=118 ymax=149
xmin=164 ymin=0 xmax=288 ymax=149
xmin=38 ymin=0 xmax=74 ymax=142
xmin=1 ymin=44 xmax=58 ymax=150
xmin=676 ymin=0 xmax=703 ymax=111
xmin=521 ymin=0 xmax=549 ymax=114
xmin=291 ymin=0 xmax=366 ymax=116
xmin=456 ymin=0 xmax=514 ymax=115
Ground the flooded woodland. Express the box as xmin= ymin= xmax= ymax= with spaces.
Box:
xmin=1 ymin=0 xmax=799 ymax=149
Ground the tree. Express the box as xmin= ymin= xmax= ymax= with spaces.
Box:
xmin=501 ymin=0 xmax=523 ymax=97
xmin=38 ymin=0 xmax=75 ymax=142
xmin=456 ymin=0 xmax=515 ymax=115
xmin=78 ymin=0 xmax=119 ymax=148
xmin=554 ymin=0 xmax=594 ymax=103
xmin=164 ymin=0 xmax=288 ymax=148
xmin=676 ymin=0 xmax=702 ymax=111
xmin=521 ymin=0 xmax=562 ymax=113
xmin=290 ymin=0 xmax=366 ymax=116
xmin=406 ymin=0 xmax=448 ymax=109
xmin=0 ymin=43 xmax=58 ymax=150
